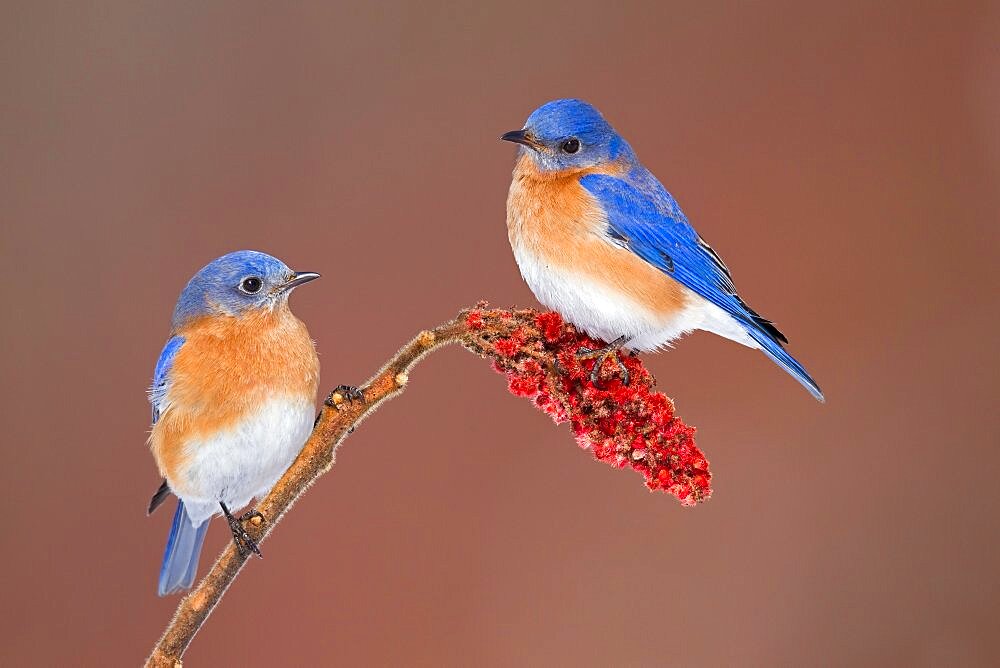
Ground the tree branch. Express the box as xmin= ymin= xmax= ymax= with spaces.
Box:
xmin=146 ymin=307 xmax=708 ymax=666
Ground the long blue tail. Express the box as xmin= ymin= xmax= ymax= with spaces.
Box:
xmin=158 ymin=500 xmax=209 ymax=596
xmin=747 ymin=328 xmax=825 ymax=402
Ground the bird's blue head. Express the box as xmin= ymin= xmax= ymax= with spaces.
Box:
xmin=501 ymin=99 xmax=630 ymax=173
xmin=171 ymin=250 xmax=319 ymax=328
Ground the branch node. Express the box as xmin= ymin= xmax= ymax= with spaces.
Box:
xmin=394 ymin=372 xmax=409 ymax=387
xmin=417 ymin=330 xmax=436 ymax=347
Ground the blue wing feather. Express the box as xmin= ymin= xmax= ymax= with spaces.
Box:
xmin=579 ymin=169 xmax=823 ymax=401
xmin=580 ymin=169 xmax=742 ymax=318
xmin=150 ymin=336 xmax=184 ymax=424
xmin=149 ymin=336 xmax=207 ymax=595
xmin=158 ymin=499 xmax=209 ymax=596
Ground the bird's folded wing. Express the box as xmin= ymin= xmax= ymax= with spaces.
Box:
xmin=579 ymin=171 xmax=785 ymax=343
xmin=150 ymin=336 xmax=185 ymax=424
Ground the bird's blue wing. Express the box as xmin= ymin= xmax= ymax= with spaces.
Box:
xmin=150 ymin=336 xmax=184 ymax=424
xmin=579 ymin=170 xmax=753 ymax=328
xmin=579 ymin=169 xmax=823 ymax=401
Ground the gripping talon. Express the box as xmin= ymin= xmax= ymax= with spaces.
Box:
xmin=614 ymin=354 xmax=630 ymax=386
xmin=576 ymin=335 xmax=630 ymax=388
xmin=239 ymin=509 xmax=264 ymax=524
xmin=221 ymin=502 xmax=263 ymax=559
xmin=328 ymin=384 xmax=364 ymax=408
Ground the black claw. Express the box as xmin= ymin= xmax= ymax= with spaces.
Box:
xmin=615 ymin=355 xmax=630 ymax=386
xmin=577 ymin=335 xmax=631 ymax=388
xmin=239 ymin=509 xmax=264 ymax=524
xmin=329 ymin=384 xmax=364 ymax=407
xmin=337 ymin=384 xmax=364 ymax=401
xmin=220 ymin=502 xmax=263 ymax=559
xmin=590 ymin=362 xmax=603 ymax=387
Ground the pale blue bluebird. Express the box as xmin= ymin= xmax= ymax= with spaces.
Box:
xmin=502 ymin=99 xmax=823 ymax=401
xmin=147 ymin=251 xmax=328 ymax=596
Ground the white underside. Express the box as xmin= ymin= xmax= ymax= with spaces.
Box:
xmin=175 ymin=395 xmax=315 ymax=525
xmin=513 ymin=244 xmax=756 ymax=351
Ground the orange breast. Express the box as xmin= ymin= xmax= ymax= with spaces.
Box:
xmin=506 ymin=154 xmax=688 ymax=316
xmin=149 ymin=307 xmax=320 ymax=483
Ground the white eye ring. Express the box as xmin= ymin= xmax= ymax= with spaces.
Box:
xmin=239 ymin=276 xmax=263 ymax=294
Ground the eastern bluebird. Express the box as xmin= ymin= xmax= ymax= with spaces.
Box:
xmin=147 ymin=251 xmax=324 ymax=596
xmin=502 ymin=99 xmax=823 ymax=401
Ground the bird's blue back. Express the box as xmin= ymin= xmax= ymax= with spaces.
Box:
xmin=580 ymin=162 xmax=823 ymax=400
xmin=580 ymin=166 xmax=741 ymax=330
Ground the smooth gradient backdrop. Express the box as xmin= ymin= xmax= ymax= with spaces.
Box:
xmin=1 ymin=2 xmax=998 ymax=665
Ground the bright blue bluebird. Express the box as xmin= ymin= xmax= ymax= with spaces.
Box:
xmin=147 ymin=251 xmax=322 ymax=595
xmin=502 ymin=99 xmax=823 ymax=401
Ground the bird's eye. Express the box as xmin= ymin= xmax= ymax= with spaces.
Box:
xmin=239 ymin=277 xmax=263 ymax=294
xmin=560 ymin=138 xmax=580 ymax=154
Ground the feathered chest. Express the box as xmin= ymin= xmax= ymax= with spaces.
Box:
xmin=149 ymin=307 xmax=319 ymax=486
xmin=506 ymin=158 xmax=608 ymax=267
xmin=166 ymin=308 xmax=318 ymax=425
xmin=505 ymin=155 xmax=690 ymax=326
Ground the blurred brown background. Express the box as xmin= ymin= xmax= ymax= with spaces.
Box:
xmin=2 ymin=1 xmax=998 ymax=665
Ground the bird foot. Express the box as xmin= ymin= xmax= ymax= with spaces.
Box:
xmin=221 ymin=502 xmax=263 ymax=559
xmin=239 ymin=509 xmax=264 ymax=524
xmin=577 ymin=335 xmax=631 ymax=387
xmin=327 ymin=384 xmax=364 ymax=409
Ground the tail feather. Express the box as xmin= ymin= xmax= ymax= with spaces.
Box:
xmin=158 ymin=500 xmax=209 ymax=596
xmin=747 ymin=327 xmax=825 ymax=402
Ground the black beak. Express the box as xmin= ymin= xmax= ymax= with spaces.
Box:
xmin=500 ymin=129 xmax=541 ymax=150
xmin=281 ymin=271 xmax=320 ymax=291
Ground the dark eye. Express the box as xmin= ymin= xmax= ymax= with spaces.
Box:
xmin=239 ymin=277 xmax=263 ymax=294
xmin=560 ymin=138 xmax=580 ymax=154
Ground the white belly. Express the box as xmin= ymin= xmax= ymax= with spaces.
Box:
xmin=512 ymin=243 xmax=756 ymax=352
xmin=176 ymin=395 xmax=315 ymax=525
